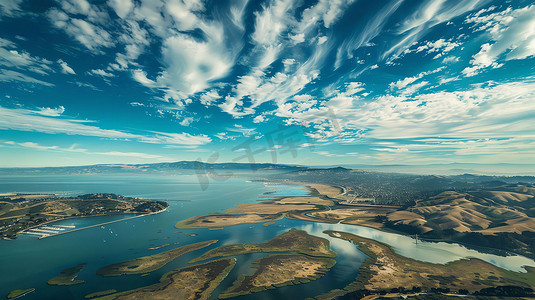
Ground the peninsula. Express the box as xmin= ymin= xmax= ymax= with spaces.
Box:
xmin=0 ymin=193 xmax=168 ymax=239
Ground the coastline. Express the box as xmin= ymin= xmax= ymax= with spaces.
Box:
xmin=2 ymin=205 xmax=169 ymax=241
xmin=39 ymin=206 xmax=168 ymax=239
xmin=178 ymin=179 xmax=535 ymax=262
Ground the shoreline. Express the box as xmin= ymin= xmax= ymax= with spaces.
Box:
xmin=38 ymin=206 xmax=168 ymax=239
xmin=181 ymin=179 xmax=535 ymax=262
xmin=1 ymin=206 xmax=168 ymax=241
xmin=6 ymin=288 xmax=35 ymax=300
xmin=264 ymin=180 xmax=533 ymax=260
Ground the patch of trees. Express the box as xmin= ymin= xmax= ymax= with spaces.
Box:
xmin=456 ymin=232 xmax=534 ymax=258
xmin=133 ymin=201 xmax=168 ymax=213
xmin=474 ymin=285 xmax=534 ymax=297
xmin=334 ymin=285 xmax=533 ymax=299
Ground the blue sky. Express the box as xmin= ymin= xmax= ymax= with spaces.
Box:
xmin=0 ymin=0 xmax=534 ymax=167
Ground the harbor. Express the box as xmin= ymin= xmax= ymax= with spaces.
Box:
xmin=22 ymin=225 xmax=75 ymax=238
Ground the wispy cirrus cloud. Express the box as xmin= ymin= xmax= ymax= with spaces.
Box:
xmin=4 ymin=140 xmax=165 ymax=159
xmin=0 ymin=69 xmax=54 ymax=86
xmin=383 ymin=0 xmax=486 ymax=61
xmin=463 ymin=4 xmax=535 ymax=77
xmin=0 ymin=37 xmax=56 ymax=82
xmin=335 ymin=0 xmax=403 ymax=69
xmin=57 ymin=59 xmax=76 ymax=75
xmin=127 ymin=0 xmax=248 ymax=102
xmin=0 ymin=0 xmax=24 ymax=18
xmin=0 ymin=105 xmax=211 ymax=147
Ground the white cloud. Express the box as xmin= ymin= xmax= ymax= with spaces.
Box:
xmin=342 ymin=82 xmax=365 ymax=96
xmin=124 ymin=0 xmax=247 ymax=102
xmin=4 ymin=140 xmax=164 ymax=159
xmin=349 ymin=78 xmax=535 ymax=140
xmin=390 ymin=76 xmax=419 ymax=90
xmin=463 ymin=5 xmax=535 ymax=77
xmin=90 ymin=68 xmax=114 ymax=77
xmin=132 ymin=69 xmax=158 ymax=88
xmin=227 ymin=124 xmax=256 ymax=137
xmin=400 ymin=81 xmax=428 ymax=95
xmin=215 ymin=132 xmax=235 ymax=140
xmin=158 ymin=33 xmax=234 ymax=96
xmin=0 ymin=0 xmax=23 ymax=18
xmin=438 ymin=76 xmax=460 ymax=84
xmin=179 ymin=117 xmax=193 ymax=126
xmin=297 ymin=0 xmax=355 ymax=34
xmin=383 ymin=0 xmax=485 ymax=60
xmin=142 ymin=132 xmax=212 ymax=146
xmin=0 ymin=105 xmax=211 ymax=147
xmin=221 ymin=39 xmax=325 ymax=118
xmin=252 ymin=0 xmax=294 ymax=46
xmin=403 ymin=38 xmax=460 ymax=59
xmin=0 ymin=105 xmax=138 ymax=139
xmin=335 ymin=0 xmax=404 ymax=69
xmin=47 ymin=7 xmax=113 ymax=52
xmin=0 ymin=69 xmax=53 ymax=86
xmin=108 ymin=0 xmax=133 ymax=19
xmin=6 ymin=141 xmax=59 ymax=151
xmin=442 ymin=56 xmax=459 ymax=63
xmin=389 ymin=67 xmax=444 ymax=90
xmin=253 ymin=115 xmax=266 ymax=123
xmin=199 ymin=90 xmax=221 ymax=106
xmin=36 ymin=106 xmax=65 ymax=117
xmin=289 ymin=33 xmax=305 ymax=44
xmin=218 ymin=95 xmax=254 ymax=118
xmin=95 ymin=151 xmax=162 ymax=159
xmin=0 ymin=38 xmax=54 ymax=75
xmin=57 ymin=59 xmax=76 ymax=75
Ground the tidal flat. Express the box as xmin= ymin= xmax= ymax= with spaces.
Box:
xmin=47 ymin=263 xmax=87 ymax=286
xmin=96 ymin=240 xmax=217 ymax=276
xmin=95 ymin=258 xmax=236 ymax=300
xmin=190 ymin=228 xmax=336 ymax=263
xmin=219 ymin=254 xmax=336 ymax=299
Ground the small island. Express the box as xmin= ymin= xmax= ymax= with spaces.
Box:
xmin=219 ymin=254 xmax=336 ymax=299
xmin=94 ymin=258 xmax=236 ymax=300
xmin=47 ymin=263 xmax=87 ymax=285
xmin=188 ymin=229 xmax=337 ymax=298
xmin=6 ymin=288 xmax=35 ymax=299
xmin=0 ymin=193 xmax=168 ymax=239
xmin=96 ymin=240 xmax=217 ymax=276
xmin=84 ymin=290 xmax=117 ymax=299
xmin=175 ymin=213 xmax=282 ymax=229
xmin=175 ymin=202 xmax=322 ymax=230
xmin=190 ymin=228 xmax=336 ymax=263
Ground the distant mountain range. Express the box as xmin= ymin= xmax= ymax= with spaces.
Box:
xmin=319 ymin=163 xmax=535 ymax=176
xmin=0 ymin=161 xmax=305 ymax=175
xmin=1 ymin=161 xmax=534 ymax=178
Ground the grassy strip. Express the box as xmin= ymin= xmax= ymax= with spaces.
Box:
xmin=95 ymin=258 xmax=236 ymax=300
xmin=97 ymin=240 xmax=217 ymax=276
xmin=6 ymin=288 xmax=35 ymax=299
xmin=175 ymin=213 xmax=281 ymax=229
xmin=84 ymin=290 xmax=117 ymax=299
xmin=219 ymin=254 xmax=336 ymax=299
xmin=47 ymin=263 xmax=87 ymax=286
xmin=190 ymin=228 xmax=336 ymax=264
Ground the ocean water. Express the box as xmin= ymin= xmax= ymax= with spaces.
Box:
xmin=0 ymin=175 xmax=534 ymax=299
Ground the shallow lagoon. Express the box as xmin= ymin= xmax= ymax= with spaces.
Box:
xmin=0 ymin=175 xmax=534 ymax=299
